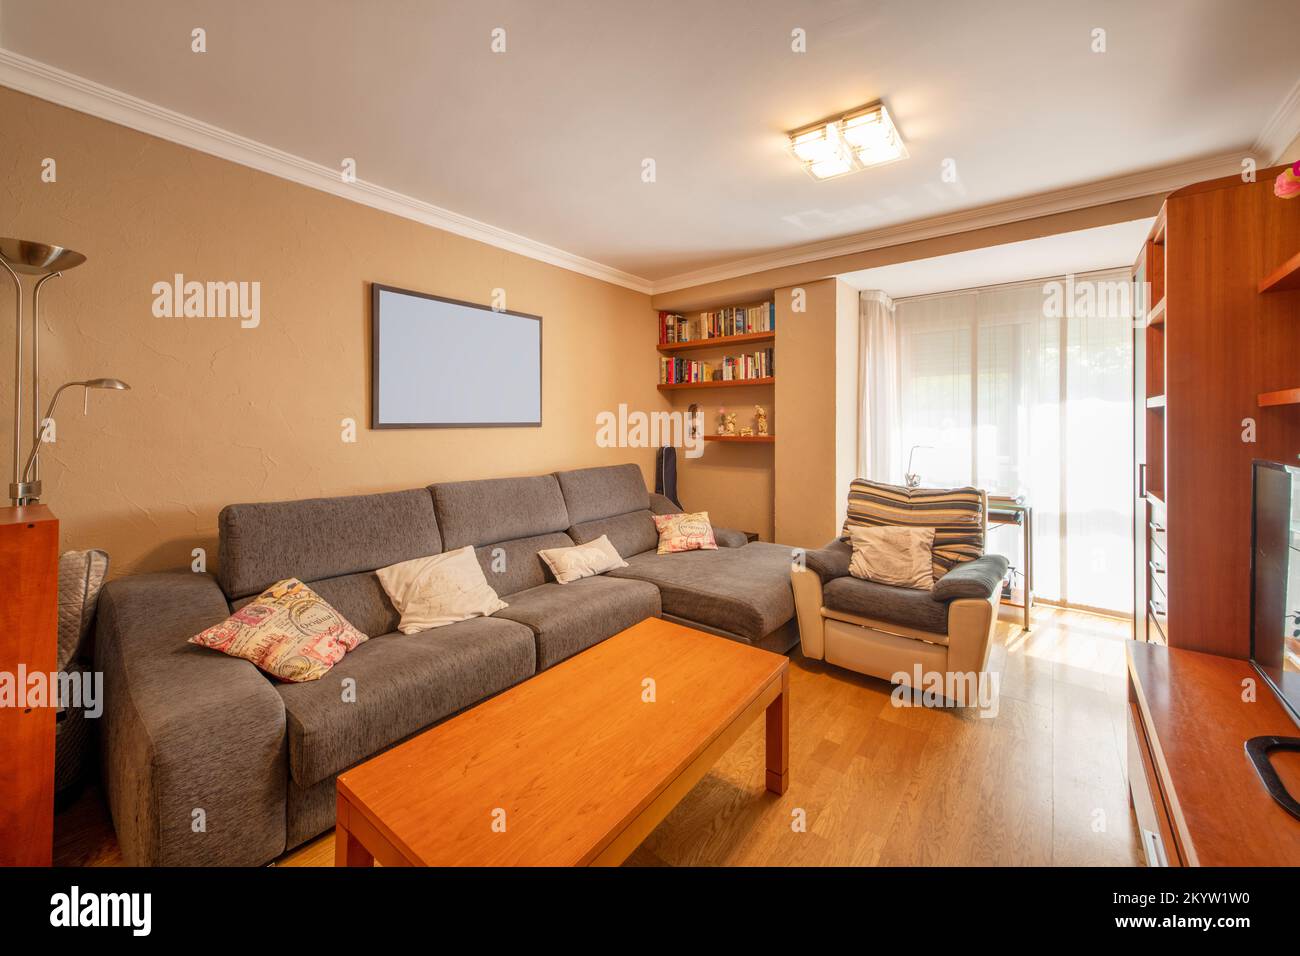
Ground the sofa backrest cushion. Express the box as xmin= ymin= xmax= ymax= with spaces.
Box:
xmin=474 ymin=532 xmax=574 ymax=597
xmin=841 ymin=478 xmax=985 ymax=580
xmin=431 ymin=475 xmax=570 ymax=550
xmin=554 ymin=464 xmax=649 ymax=525
xmin=570 ymin=511 xmax=659 ymax=558
xmin=218 ymin=489 xmax=441 ymax=600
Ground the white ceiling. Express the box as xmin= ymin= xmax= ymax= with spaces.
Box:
xmin=839 ymin=218 xmax=1154 ymax=299
xmin=2 ymin=0 xmax=1298 ymax=286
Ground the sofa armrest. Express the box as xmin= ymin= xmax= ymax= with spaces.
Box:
xmin=802 ymin=538 xmax=852 ymax=583
xmin=95 ymin=571 xmax=287 ymax=866
xmin=930 ymin=554 xmax=1009 ymax=602
xmin=648 ymin=492 xmax=681 ymax=515
xmin=713 ymin=527 xmax=749 ymax=548
xmin=790 ymin=563 xmax=826 ymax=660
xmin=945 ymin=594 xmax=1000 ymax=676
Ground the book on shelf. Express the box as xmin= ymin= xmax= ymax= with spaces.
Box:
xmin=658 ymin=303 xmax=775 ymax=345
xmin=659 ymin=348 xmax=774 ymax=385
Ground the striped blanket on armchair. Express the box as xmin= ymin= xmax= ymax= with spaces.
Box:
xmin=841 ymin=479 xmax=987 ymax=581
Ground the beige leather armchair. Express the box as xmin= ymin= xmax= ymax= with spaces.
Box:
xmin=790 ymin=491 xmax=1008 ymax=693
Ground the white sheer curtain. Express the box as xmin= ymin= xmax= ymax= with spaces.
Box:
xmin=881 ymin=270 xmax=1133 ymax=613
xmin=858 ymin=291 xmax=901 ymax=483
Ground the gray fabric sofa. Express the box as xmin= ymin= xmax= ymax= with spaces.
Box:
xmin=95 ymin=463 xmax=797 ymax=866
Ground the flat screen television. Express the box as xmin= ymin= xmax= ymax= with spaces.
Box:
xmin=1250 ymin=459 xmax=1300 ymax=728
xmin=371 ymin=284 xmax=542 ymax=428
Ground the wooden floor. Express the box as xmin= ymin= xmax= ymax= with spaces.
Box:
xmin=55 ymin=604 xmax=1142 ymax=867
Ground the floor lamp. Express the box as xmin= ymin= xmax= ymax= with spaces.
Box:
xmin=1 ymin=238 xmax=130 ymax=507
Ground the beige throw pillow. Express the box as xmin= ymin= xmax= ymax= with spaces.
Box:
xmin=376 ymin=546 xmax=507 ymax=634
xmin=847 ymin=525 xmax=936 ymax=590
xmin=538 ymin=535 xmax=628 ymax=584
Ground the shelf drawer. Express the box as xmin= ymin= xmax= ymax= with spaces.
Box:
xmin=1149 ymin=599 xmax=1168 ymax=644
xmin=1149 ymin=520 xmax=1167 ymax=557
xmin=1126 ymin=702 xmax=1180 ymax=866
xmin=1149 ymin=561 xmax=1168 ymax=602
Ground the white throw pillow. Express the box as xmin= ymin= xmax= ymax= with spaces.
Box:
xmin=846 ymin=525 xmax=936 ymax=590
xmin=376 ymin=546 xmax=507 ymax=634
xmin=538 ymin=535 xmax=628 ymax=584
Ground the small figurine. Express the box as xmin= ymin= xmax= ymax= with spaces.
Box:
xmin=739 ymin=426 xmax=754 ymax=438
xmin=754 ymin=404 xmax=769 ymax=436
xmin=716 ymin=407 xmax=728 ymax=436
xmin=720 ymin=410 xmax=738 ymax=436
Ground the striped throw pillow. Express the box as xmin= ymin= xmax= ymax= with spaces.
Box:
xmin=842 ymin=479 xmax=985 ymax=580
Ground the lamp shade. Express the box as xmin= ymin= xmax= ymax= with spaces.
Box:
xmin=0 ymin=238 xmax=87 ymax=274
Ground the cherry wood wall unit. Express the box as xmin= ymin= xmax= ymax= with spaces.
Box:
xmin=1127 ymin=642 xmax=1300 ymax=866
xmin=1131 ymin=168 xmax=1300 ymax=658
xmin=0 ymin=505 xmax=59 ymax=866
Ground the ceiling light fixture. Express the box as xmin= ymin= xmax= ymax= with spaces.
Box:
xmin=788 ymin=102 xmax=908 ymax=181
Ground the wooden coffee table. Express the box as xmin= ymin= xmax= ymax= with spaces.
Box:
xmin=334 ymin=617 xmax=789 ymax=866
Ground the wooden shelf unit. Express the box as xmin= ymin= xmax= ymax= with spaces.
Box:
xmin=657 ymin=376 xmax=774 ymax=392
xmin=1258 ymin=249 xmax=1300 ymax=293
xmin=1146 ymin=297 xmax=1166 ymax=327
xmin=0 ymin=505 xmax=59 ymax=866
xmin=657 ymin=331 xmax=774 ymax=354
xmin=1127 ymin=642 xmax=1300 ymax=866
xmin=1130 ymin=165 xmax=1300 ymax=658
xmin=702 ymin=434 xmax=774 ymax=443
xmin=1258 ymin=387 xmax=1300 ymax=407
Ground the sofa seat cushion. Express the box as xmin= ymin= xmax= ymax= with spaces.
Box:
xmin=492 ymin=576 xmax=661 ymax=670
xmin=822 ymin=577 xmax=949 ymax=637
xmin=608 ymin=542 xmax=795 ymax=642
xmin=275 ymin=616 xmax=535 ymax=788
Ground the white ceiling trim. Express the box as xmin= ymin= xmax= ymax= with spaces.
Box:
xmin=650 ymin=150 xmax=1251 ymax=294
xmin=0 ymin=46 xmax=656 ymax=294
xmin=1254 ymin=76 xmax=1300 ymax=165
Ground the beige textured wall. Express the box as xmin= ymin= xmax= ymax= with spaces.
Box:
xmin=773 ymin=278 xmax=858 ymax=550
xmin=1 ymin=87 xmax=661 ymax=576
xmin=672 ymin=389 xmax=776 ymax=541
xmin=833 ymin=281 xmax=860 ymax=534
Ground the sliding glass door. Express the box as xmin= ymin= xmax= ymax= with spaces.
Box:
xmin=891 ymin=271 xmax=1133 ymax=613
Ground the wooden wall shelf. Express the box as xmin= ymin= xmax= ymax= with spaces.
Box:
xmin=1146 ymin=298 xmax=1166 ymax=327
xmin=657 ymin=377 xmax=774 ymax=391
xmin=1258 ymin=387 xmax=1300 ymax=407
xmin=1259 ymin=250 xmax=1300 ymax=293
xmin=703 ymin=435 xmax=774 ymax=443
xmin=657 ymin=331 xmax=775 ymax=353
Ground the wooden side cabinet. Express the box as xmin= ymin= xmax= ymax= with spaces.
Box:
xmin=0 ymin=505 xmax=59 ymax=866
xmin=1127 ymin=641 xmax=1300 ymax=866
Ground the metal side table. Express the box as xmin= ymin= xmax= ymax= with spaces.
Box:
xmin=988 ymin=496 xmax=1033 ymax=630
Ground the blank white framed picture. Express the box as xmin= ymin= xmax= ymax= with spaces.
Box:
xmin=371 ymin=284 xmax=542 ymax=428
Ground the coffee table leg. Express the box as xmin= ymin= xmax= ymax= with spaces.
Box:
xmin=335 ymin=794 xmax=374 ymax=867
xmin=765 ymin=669 xmax=789 ymax=795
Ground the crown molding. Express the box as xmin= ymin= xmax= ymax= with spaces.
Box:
xmin=1 ymin=45 xmax=1284 ymax=301
xmin=1254 ymin=76 xmax=1300 ymax=166
xmin=650 ymin=150 xmax=1251 ymax=294
xmin=0 ymin=46 xmax=655 ymax=294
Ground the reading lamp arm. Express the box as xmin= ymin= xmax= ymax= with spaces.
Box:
xmin=21 ymin=379 xmax=130 ymax=482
